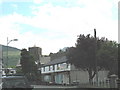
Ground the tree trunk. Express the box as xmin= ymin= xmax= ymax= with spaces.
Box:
xmin=88 ymin=68 xmax=96 ymax=85
xmin=88 ymin=69 xmax=93 ymax=84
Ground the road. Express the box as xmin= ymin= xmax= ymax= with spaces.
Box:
xmin=32 ymin=85 xmax=79 ymax=90
xmin=32 ymin=85 xmax=77 ymax=88
xmin=31 ymin=84 xmax=115 ymax=90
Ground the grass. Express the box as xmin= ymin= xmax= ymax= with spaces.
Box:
xmin=2 ymin=50 xmax=20 ymax=67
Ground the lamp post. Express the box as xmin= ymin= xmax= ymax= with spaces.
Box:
xmin=6 ymin=37 xmax=18 ymax=75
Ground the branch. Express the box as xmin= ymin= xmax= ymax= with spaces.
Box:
xmin=98 ymin=67 xmax=102 ymax=71
xmin=91 ymin=67 xmax=102 ymax=79
xmin=91 ymin=71 xmax=96 ymax=79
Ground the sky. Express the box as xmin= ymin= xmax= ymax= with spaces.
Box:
xmin=0 ymin=0 xmax=119 ymax=55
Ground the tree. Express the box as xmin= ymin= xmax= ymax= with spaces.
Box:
xmin=67 ymin=34 xmax=118 ymax=84
xmin=16 ymin=67 xmax=23 ymax=74
xmin=20 ymin=49 xmax=40 ymax=82
xmin=96 ymin=38 xmax=118 ymax=75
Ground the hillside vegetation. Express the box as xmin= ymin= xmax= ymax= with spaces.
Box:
xmin=2 ymin=45 xmax=21 ymax=68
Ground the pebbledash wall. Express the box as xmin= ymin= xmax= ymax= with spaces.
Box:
xmin=70 ymin=64 xmax=109 ymax=84
xmin=41 ymin=56 xmax=109 ymax=85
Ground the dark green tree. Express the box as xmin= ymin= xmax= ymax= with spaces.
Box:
xmin=20 ymin=49 xmax=41 ymax=82
xmin=96 ymin=38 xmax=118 ymax=75
xmin=67 ymin=34 xmax=118 ymax=84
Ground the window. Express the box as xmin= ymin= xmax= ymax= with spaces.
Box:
xmin=67 ymin=63 xmax=69 ymax=68
xmin=43 ymin=67 xmax=45 ymax=72
xmin=53 ymin=65 xmax=54 ymax=70
xmin=57 ymin=64 xmax=59 ymax=70
xmin=49 ymin=66 xmax=50 ymax=71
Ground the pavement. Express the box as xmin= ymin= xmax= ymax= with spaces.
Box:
xmin=32 ymin=85 xmax=77 ymax=88
xmin=31 ymin=84 xmax=119 ymax=89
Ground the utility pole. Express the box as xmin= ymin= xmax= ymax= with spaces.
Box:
xmin=94 ymin=29 xmax=98 ymax=86
xmin=6 ymin=37 xmax=8 ymax=69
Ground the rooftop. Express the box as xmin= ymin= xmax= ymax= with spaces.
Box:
xmin=43 ymin=56 xmax=67 ymax=66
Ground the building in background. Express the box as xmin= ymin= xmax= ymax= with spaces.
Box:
xmin=29 ymin=46 xmax=42 ymax=64
xmin=16 ymin=46 xmax=50 ymax=68
xmin=29 ymin=46 xmax=50 ymax=66
xmin=40 ymin=55 xmax=50 ymax=65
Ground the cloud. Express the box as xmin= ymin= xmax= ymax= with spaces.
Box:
xmin=30 ymin=4 xmax=91 ymax=34
xmin=30 ymin=2 xmax=118 ymax=38
xmin=11 ymin=4 xmax=18 ymax=8
xmin=1 ymin=0 xmax=33 ymax=3
xmin=33 ymin=0 xmax=43 ymax=4
xmin=0 ymin=12 xmax=75 ymax=54
xmin=0 ymin=0 xmax=118 ymax=54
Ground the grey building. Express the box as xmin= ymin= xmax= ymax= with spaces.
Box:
xmin=29 ymin=46 xmax=50 ymax=66
xmin=29 ymin=46 xmax=42 ymax=63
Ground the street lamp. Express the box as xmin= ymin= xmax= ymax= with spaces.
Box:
xmin=6 ymin=37 xmax=18 ymax=70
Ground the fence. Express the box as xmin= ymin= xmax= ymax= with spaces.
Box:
xmin=92 ymin=75 xmax=119 ymax=88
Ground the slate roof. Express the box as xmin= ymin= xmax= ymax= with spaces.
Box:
xmin=43 ymin=56 xmax=68 ymax=66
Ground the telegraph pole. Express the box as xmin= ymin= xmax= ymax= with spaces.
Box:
xmin=94 ymin=29 xmax=98 ymax=86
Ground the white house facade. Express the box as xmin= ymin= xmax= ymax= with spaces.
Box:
xmin=41 ymin=56 xmax=71 ymax=84
xmin=40 ymin=56 xmax=109 ymax=85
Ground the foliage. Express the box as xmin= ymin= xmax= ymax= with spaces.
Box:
xmin=16 ymin=67 xmax=23 ymax=74
xmin=96 ymin=38 xmax=118 ymax=74
xmin=20 ymin=49 xmax=41 ymax=82
xmin=67 ymin=34 xmax=118 ymax=83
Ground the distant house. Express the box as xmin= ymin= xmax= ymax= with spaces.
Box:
xmin=41 ymin=56 xmax=109 ymax=85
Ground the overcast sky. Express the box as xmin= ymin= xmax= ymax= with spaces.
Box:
xmin=0 ymin=0 xmax=118 ymax=55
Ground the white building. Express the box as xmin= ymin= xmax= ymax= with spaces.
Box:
xmin=41 ymin=56 xmax=109 ymax=85
xmin=41 ymin=56 xmax=70 ymax=84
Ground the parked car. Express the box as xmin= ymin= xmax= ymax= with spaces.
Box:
xmin=2 ymin=75 xmax=33 ymax=90
xmin=71 ymin=81 xmax=79 ymax=86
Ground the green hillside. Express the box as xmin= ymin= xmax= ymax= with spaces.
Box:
xmin=2 ymin=45 xmax=21 ymax=68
